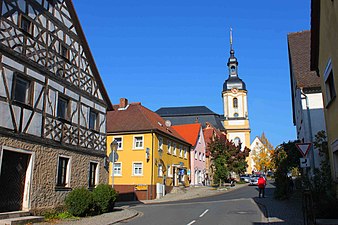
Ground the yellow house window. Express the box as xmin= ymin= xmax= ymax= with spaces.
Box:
xmin=133 ymin=136 xmax=144 ymax=149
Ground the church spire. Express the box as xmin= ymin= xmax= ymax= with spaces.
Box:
xmin=230 ymin=27 xmax=233 ymax=51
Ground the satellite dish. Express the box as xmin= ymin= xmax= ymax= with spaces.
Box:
xmin=165 ymin=120 xmax=172 ymax=127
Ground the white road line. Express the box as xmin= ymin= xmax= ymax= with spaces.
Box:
xmin=187 ymin=220 xmax=196 ymax=225
xmin=199 ymin=209 xmax=209 ymax=217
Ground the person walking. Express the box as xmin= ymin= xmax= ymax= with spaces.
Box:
xmin=258 ymin=175 xmax=267 ymax=198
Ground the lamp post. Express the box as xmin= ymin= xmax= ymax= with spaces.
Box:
xmin=110 ymin=139 xmax=118 ymax=188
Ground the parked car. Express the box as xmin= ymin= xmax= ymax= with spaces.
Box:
xmin=240 ymin=174 xmax=251 ymax=183
xmin=249 ymin=175 xmax=260 ymax=186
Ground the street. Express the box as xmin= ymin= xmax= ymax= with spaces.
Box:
xmin=119 ymin=183 xmax=266 ymax=225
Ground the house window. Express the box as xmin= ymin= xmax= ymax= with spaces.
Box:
xmin=89 ymin=109 xmax=98 ymax=130
xmin=195 ymin=151 xmax=198 ymax=160
xmin=203 ymin=153 xmax=205 ymax=162
xmin=167 ymin=165 xmax=172 ymax=177
xmin=113 ymin=162 xmax=122 ymax=176
xmin=60 ymin=43 xmax=69 ymax=60
xmin=57 ymin=96 xmax=69 ymax=120
xmin=57 ymin=156 xmax=70 ymax=187
xmin=167 ymin=140 xmax=171 ymax=154
xmin=20 ymin=15 xmax=33 ymax=35
xmin=13 ymin=76 xmax=31 ymax=105
xmin=179 ymin=145 xmax=183 ymax=158
xmin=199 ymin=152 xmax=202 ymax=161
xmin=114 ymin=137 xmax=123 ymax=150
xmin=184 ymin=147 xmax=187 ymax=159
xmin=158 ymin=163 xmax=163 ymax=177
xmin=158 ymin=136 xmax=163 ymax=151
xmin=133 ymin=162 xmax=143 ymax=176
xmin=233 ymin=98 xmax=238 ymax=108
xmin=234 ymin=137 xmax=241 ymax=146
xmin=173 ymin=143 xmax=177 ymax=155
xmin=89 ymin=162 xmax=98 ymax=188
xmin=134 ymin=136 xmax=143 ymax=149
xmin=325 ymin=71 xmax=336 ymax=106
xmin=234 ymin=113 xmax=239 ymax=118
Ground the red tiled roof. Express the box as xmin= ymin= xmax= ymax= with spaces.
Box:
xmin=106 ymin=102 xmax=188 ymax=144
xmin=288 ymin=30 xmax=321 ymax=88
xmin=172 ymin=123 xmax=201 ymax=147
xmin=202 ymin=122 xmax=226 ymax=157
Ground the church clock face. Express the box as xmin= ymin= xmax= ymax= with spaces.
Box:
xmin=231 ymin=88 xmax=238 ymax=94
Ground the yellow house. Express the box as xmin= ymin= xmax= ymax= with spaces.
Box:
xmin=106 ymin=98 xmax=191 ymax=200
xmin=311 ymin=0 xmax=338 ymax=196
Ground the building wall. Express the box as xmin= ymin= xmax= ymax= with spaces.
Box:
xmin=316 ymin=1 xmax=338 ymax=187
xmin=190 ymin=128 xmax=206 ymax=186
xmin=107 ymin=132 xmax=190 ymax=200
xmin=0 ymin=136 xmax=107 ymax=214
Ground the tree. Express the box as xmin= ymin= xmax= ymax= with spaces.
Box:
xmin=251 ymin=133 xmax=275 ymax=173
xmin=208 ymin=137 xmax=250 ymax=185
xmin=272 ymin=140 xmax=302 ymax=199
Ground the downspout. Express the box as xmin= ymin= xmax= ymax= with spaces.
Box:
xmin=300 ymin=89 xmax=315 ymax=176
xmin=150 ymin=132 xmax=154 ymax=200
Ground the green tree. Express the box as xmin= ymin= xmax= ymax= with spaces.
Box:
xmin=209 ymin=137 xmax=250 ymax=185
xmin=273 ymin=140 xmax=302 ymax=199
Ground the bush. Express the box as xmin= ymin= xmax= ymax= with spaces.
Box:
xmin=92 ymin=184 xmax=118 ymax=213
xmin=65 ymin=187 xmax=95 ymax=217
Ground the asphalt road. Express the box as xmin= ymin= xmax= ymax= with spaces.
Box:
xmin=119 ymin=184 xmax=266 ymax=225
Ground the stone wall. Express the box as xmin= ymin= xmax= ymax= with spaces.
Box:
xmin=0 ymin=135 xmax=108 ymax=213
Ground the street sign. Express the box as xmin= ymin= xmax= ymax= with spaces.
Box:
xmin=295 ymin=143 xmax=312 ymax=157
xmin=300 ymin=158 xmax=310 ymax=168
xmin=109 ymin=151 xmax=119 ymax=162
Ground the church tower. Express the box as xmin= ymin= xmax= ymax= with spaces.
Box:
xmin=222 ymin=29 xmax=251 ymax=154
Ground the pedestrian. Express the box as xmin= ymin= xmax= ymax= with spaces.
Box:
xmin=258 ymin=174 xmax=266 ymax=198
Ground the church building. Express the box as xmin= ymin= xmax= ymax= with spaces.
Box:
xmin=222 ymin=31 xmax=251 ymax=162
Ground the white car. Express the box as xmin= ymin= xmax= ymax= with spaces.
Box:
xmin=249 ymin=175 xmax=260 ymax=186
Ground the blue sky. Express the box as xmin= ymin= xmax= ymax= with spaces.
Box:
xmin=72 ymin=0 xmax=311 ymax=147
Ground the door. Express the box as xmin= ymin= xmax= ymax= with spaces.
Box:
xmin=0 ymin=150 xmax=30 ymax=212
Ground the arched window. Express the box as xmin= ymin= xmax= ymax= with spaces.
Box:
xmin=234 ymin=137 xmax=241 ymax=146
xmin=234 ymin=113 xmax=239 ymax=118
xmin=233 ymin=97 xmax=238 ymax=108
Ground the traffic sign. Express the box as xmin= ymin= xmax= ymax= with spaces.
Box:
xmin=109 ymin=151 xmax=119 ymax=162
xmin=295 ymin=143 xmax=312 ymax=157
xmin=300 ymin=158 xmax=310 ymax=168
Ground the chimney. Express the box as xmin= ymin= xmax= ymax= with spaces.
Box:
xmin=119 ymin=98 xmax=128 ymax=108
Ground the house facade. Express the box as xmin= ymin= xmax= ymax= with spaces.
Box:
xmin=106 ymin=99 xmax=190 ymax=201
xmin=173 ymin=123 xmax=206 ymax=186
xmin=0 ymin=0 xmax=112 ymax=213
xmin=311 ymin=0 xmax=338 ymax=196
xmin=288 ymin=30 xmax=326 ymax=172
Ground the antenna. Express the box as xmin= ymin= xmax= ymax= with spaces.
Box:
xmin=230 ymin=27 xmax=233 ymax=51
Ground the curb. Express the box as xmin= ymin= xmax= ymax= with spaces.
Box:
xmin=110 ymin=208 xmax=139 ymax=225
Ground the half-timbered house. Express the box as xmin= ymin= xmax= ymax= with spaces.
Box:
xmin=0 ymin=0 xmax=112 ymax=213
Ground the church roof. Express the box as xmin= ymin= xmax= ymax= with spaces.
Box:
xmin=223 ymin=76 xmax=246 ymax=91
xmin=156 ymin=106 xmax=225 ymax=131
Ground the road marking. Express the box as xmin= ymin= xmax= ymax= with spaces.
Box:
xmin=187 ymin=220 xmax=196 ymax=225
xmin=199 ymin=209 xmax=209 ymax=217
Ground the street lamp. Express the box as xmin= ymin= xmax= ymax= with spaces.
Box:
xmin=110 ymin=139 xmax=118 ymax=188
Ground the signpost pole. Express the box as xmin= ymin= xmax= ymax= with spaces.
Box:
xmin=110 ymin=140 xmax=118 ymax=189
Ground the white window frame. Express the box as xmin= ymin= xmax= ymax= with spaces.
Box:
xmin=199 ymin=152 xmax=202 ymax=161
xmin=167 ymin=165 xmax=172 ymax=177
xmin=167 ymin=140 xmax=172 ymax=154
xmin=158 ymin=136 xmax=163 ymax=151
xmin=113 ymin=162 xmax=122 ymax=176
xmin=133 ymin=135 xmax=144 ymax=150
xmin=56 ymin=155 xmax=71 ymax=188
xmin=184 ymin=147 xmax=187 ymax=159
xmin=179 ymin=145 xmax=183 ymax=158
xmin=132 ymin=162 xmax=143 ymax=176
xmin=203 ymin=153 xmax=205 ymax=162
xmin=173 ymin=143 xmax=177 ymax=156
xmin=195 ymin=150 xmax=198 ymax=160
xmin=114 ymin=137 xmax=123 ymax=150
xmin=89 ymin=161 xmax=99 ymax=188
xmin=324 ymin=59 xmax=336 ymax=107
xmin=158 ymin=163 xmax=163 ymax=177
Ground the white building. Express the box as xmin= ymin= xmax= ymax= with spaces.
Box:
xmin=288 ymin=30 xmax=326 ymax=170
